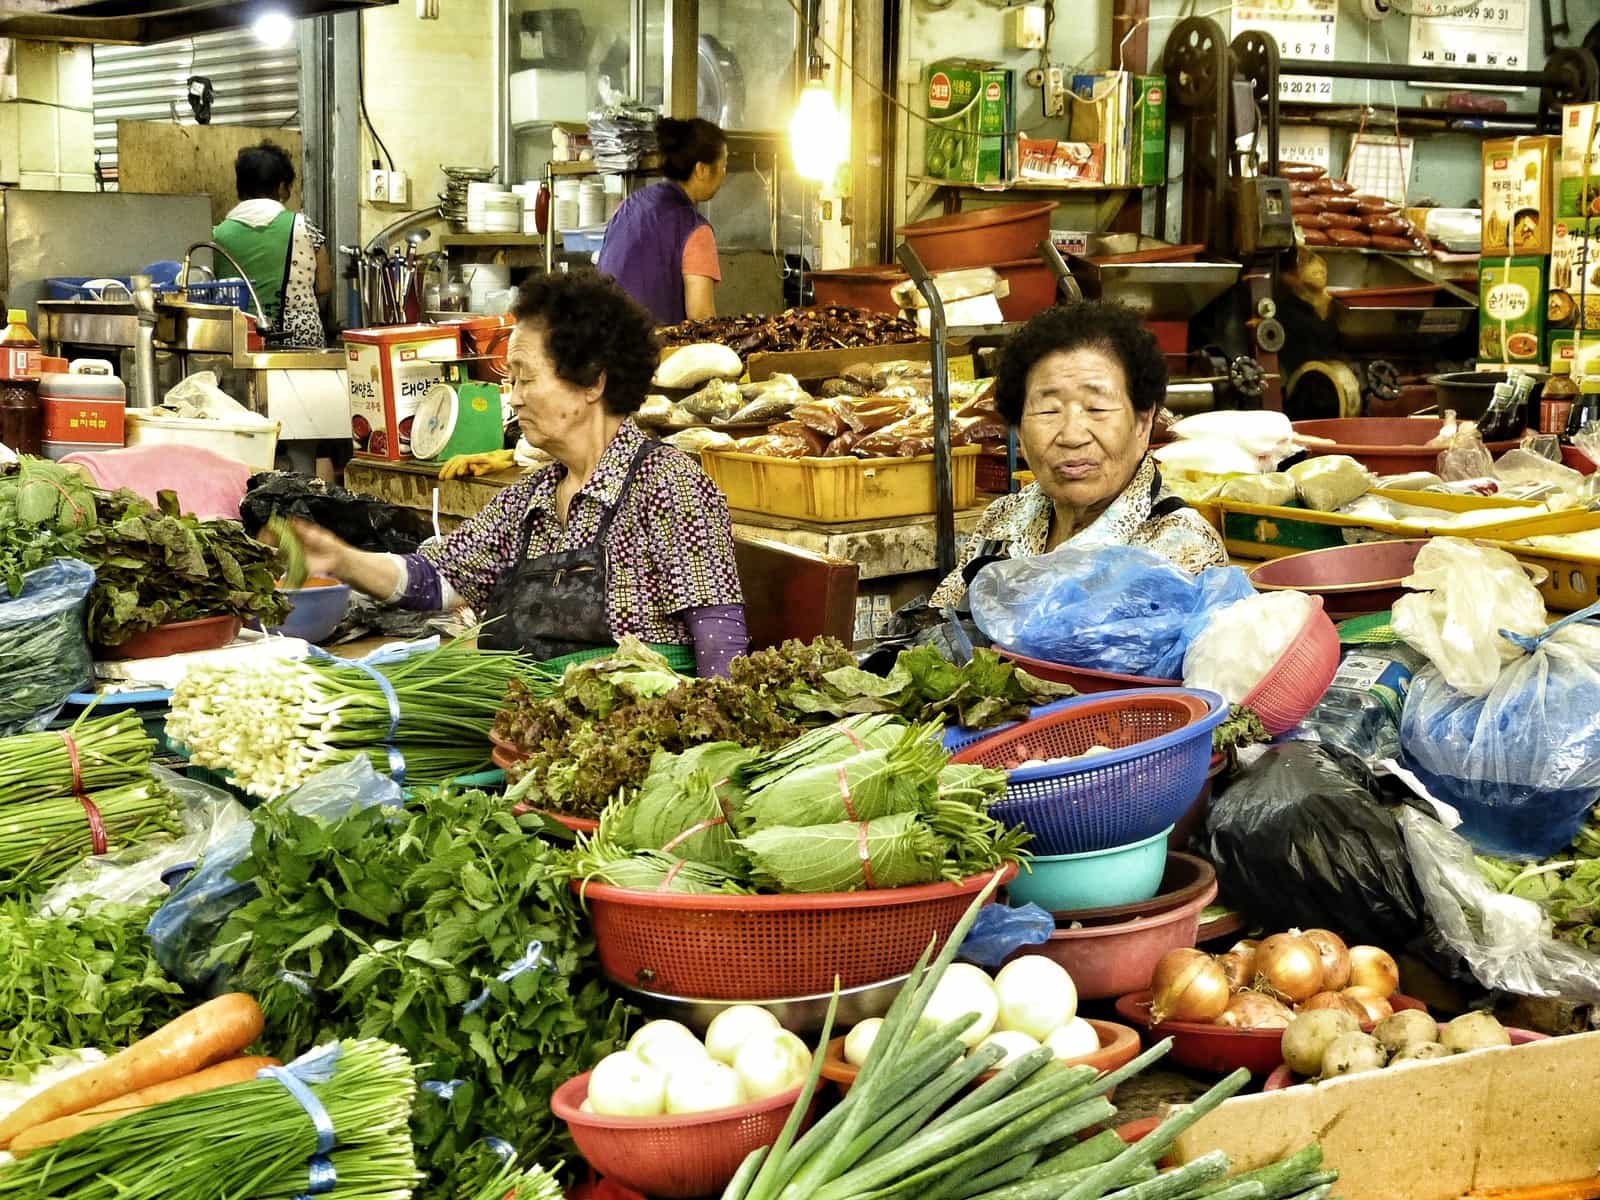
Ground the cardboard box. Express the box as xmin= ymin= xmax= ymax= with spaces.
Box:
xmin=1131 ymin=75 xmax=1167 ymax=187
xmin=1017 ymin=138 xmax=1103 ymax=184
xmin=924 ymin=61 xmax=1012 ymax=184
xmin=1560 ymin=102 xmax=1600 ymax=216
xmin=1549 ymin=216 xmax=1600 ymax=330
xmin=343 ymin=324 xmax=461 ymax=460
xmin=1549 ymin=330 xmax=1600 ymax=377
xmin=1482 ymin=135 xmax=1557 ymax=253
xmin=1070 ymin=72 xmax=1129 ymax=185
xmin=1173 ymin=1032 xmax=1600 ymax=1200
xmin=1479 ymin=258 xmax=1548 ymax=364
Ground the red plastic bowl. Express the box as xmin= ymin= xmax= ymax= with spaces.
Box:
xmin=1114 ymin=990 xmax=1427 ymax=1076
xmin=897 ymin=201 xmax=1059 ymax=271
xmin=101 ymin=614 xmax=242 ymax=660
xmin=996 ymin=647 xmax=1179 ymax=693
xmin=1003 ymin=880 xmax=1217 ymax=1000
xmin=1248 ymin=540 xmax=1432 ymax=621
xmin=1239 ymin=596 xmax=1340 ymax=736
xmin=1292 ymin=418 xmax=1521 ymax=475
xmin=552 ymin=1072 xmax=816 ymax=1199
xmin=1261 ymin=1027 xmax=1548 ymax=1090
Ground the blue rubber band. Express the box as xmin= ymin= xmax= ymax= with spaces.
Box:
xmin=483 ymin=1136 xmax=516 ymax=1163
xmin=463 ymin=940 xmax=546 ymax=1016
xmin=260 ymin=1043 xmax=343 ymax=1198
xmin=308 ymin=647 xmax=407 ymax=784
xmin=276 ymin=968 xmax=315 ymax=996
xmin=422 ymin=1078 xmax=465 ymax=1101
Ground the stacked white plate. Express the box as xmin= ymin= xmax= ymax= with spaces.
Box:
xmin=479 ymin=192 xmax=523 ymax=234
xmin=466 ymin=181 xmax=510 ymax=233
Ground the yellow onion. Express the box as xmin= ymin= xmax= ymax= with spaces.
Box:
xmin=1300 ymin=991 xmax=1367 ymax=1021
xmin=1347 ymin=945 xmax=1400 ymax=999
xmin=1302 ymin=929 xmax=1352 ymax=991
xmin=1216 ymin=951 xmax=1254 ymax=993
xmin=1149 ymin=948 xmax=1230 ymax=1025
xmin=1229 ymin=939 xmax=1261 ymax=977
xmin=1255 ymin=933 xmax=1325 ymax=1004
xmin=1215 ymin=992 xmax=1293 ymax=1030
xmin=1344 ymin=987 xmax=1395 ymax=1023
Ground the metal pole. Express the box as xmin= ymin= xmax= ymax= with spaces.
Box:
xmin=1279 ymin=58 xmax=1553 ymax=88
xmin=896 ymin=242 xmax=955 ymax=575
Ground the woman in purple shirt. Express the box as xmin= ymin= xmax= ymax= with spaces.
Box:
xmin=289 ymin=273 xmax=748 ymax=676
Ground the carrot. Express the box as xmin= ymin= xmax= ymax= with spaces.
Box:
xmin=8 ymin=1056 xmax=280 ymax=1158
xmin=0 ymin=993 xmax=264 ymax=1148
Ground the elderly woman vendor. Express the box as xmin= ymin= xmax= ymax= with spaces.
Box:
xmin=930 ymin=301 xmax=1225 ymax=609
xmin=291 ymin=273 xmax=748 ymax=675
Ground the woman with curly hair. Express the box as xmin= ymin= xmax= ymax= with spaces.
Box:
xmin=928 ymin=300 xmax=1225 ymax=610
xmin=288 ymin=272 xmax=747 ymax=675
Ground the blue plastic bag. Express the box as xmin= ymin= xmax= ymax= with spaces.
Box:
xmin=146 ymin=758 xmax=404 ymax=991
xmin=0 ymin=558 xmax=94 ymax=736
xmin=1400 ymin=603 xmax=1600 ymax=860
xmin=959 ymin=901 xmax=1056 ymax=968
xmin=969 ymin=544 xmax=1255 ymax=679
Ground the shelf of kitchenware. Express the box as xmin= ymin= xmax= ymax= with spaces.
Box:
xmin=440 ymin=233 xmax=545 ymax=247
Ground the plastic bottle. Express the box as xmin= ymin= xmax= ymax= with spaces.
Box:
xmin=1289 ymin=643 xmax=1428 ymax=765
xmin=0 ymin=308 xmax=42 ymax=455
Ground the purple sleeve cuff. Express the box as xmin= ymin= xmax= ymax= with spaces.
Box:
xmin=398 ymin=552 xmax=445 ymax=611
xmin=684 ymin=603 xmax=748 ymax=678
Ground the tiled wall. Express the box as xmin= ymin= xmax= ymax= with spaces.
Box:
xmin=359 ymin=1 xmax=499 ymax=241
xmin=0 ymin=41 xmax=96 ymax=190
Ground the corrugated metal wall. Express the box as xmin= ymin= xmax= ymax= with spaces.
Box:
xmin=92 ymin=31 xmax=300 ymax=186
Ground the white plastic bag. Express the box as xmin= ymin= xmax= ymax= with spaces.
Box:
xmin=1151 ymin=438 xmax=1264 ymax=477
xmin=1182 ymin=590 xmax=1314 ymax=703
xmin=1287 ymin=454 xmax=1374 ymax=511
xmin=1167 ymin=411 xmax=1298 ymax=469
xmin=1217 ymin=472 xmax=1296 ymax=506
xmin=654 ymin=343 xmax=742 ymax=389
xmin=160 ymin=371 xmax=269 ymax=424
xmin=1391 ymin=537 xmax=1547 ymax=696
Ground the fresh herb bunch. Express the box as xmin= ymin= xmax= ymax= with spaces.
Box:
xmin=210 ymin=787 xmax=628 ymax=1197
xmin=0 ymin=459 xmax=98 ymax=594
xmin=0 ymin=898 xmax=186 ymax=1070
xmin=1479 ymin=810 xmax=1600 ymax=950
xmin=728 ymin=637 xmax=858 ymax=696
xmin=1213 ymin=705 xmax=1270 ymax=757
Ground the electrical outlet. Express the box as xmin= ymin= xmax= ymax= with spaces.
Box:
xmin=1044 ymin=67 xmax=1066 ymax=118
xmin=365 ymin=168 xmax=388 ymax=204
xmin=1009 ymin=6 xmax=1047 ymax=51
xmin=386 ymin=170 xmax=410 ymax=205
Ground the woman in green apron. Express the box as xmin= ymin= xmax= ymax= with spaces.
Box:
xmin=288 ymin=273 xmax=748 ymax=676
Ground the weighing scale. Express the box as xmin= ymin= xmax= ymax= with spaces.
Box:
xmin=409 ymin=357 xmax=506 ymax=463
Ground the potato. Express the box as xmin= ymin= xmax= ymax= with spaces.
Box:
xmin=1440 ymin=1011 xmax=1512 ymax=1055
xmin=1281 ymin=1010 xmax=1360 ymax=1077
xmin=1372 ymin=1009 xmax=1439 ymax=1055
xmin=1390 ymin=1042 xmax=1451 ymax=1065
xmin=1321 ymin=1031 xmax=1386 ymax=1079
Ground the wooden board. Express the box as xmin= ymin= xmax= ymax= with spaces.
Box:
xmin=116 ymin=121 xmax=304 ymax=226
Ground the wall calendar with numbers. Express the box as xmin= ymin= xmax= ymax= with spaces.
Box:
xmin=1408 ymin=0 xmax=1530 ymax=91
xmin=1231 ymin=0 xmax=1337 ymax=104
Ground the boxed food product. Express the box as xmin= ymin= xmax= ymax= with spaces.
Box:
xmin=1478 ymin=258 xmax=1548 ymax=365
xmin=1017 ymin=138 xmax=1103 ymax=184
xmin=1481 ymin=135 xmax=1557 ymax=253
xmin=1549 ymin=330 xmax=1600 ymax=377
xmin=924 ymin=60 xmax=1012 ymax=184
xmin=1560 ymin=101 xmax=1600 ymax=216
xmin=344 ymin=324 xmax=461 ymax=460
xmin=1549 ymin=215 xmax=1600 ymax=330
xmin=1131 ymin=75 xmax=1167 ymax=187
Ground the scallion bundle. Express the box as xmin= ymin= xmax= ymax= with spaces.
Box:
xmin=0 ymin=712 xmax=152 ymax=807
xmin=168 ymin=640 xmax=537 ymax=798
xmin=0 ymin=1038 xmax=420 ymax=1200
xmin=0 ymin=780 xmax=179 ymax=897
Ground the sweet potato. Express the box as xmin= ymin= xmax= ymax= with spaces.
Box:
xmin=1322 ymin=213 xmax=1364 ymax=230
xmin=1327 ymin=228 xmax=1373 ymax=247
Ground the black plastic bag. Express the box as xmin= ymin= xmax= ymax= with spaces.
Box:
xmin=1203 ymin=742 xmax=1429 ymax=949
xmin=241 ymin=472 xmax=433 ymax=554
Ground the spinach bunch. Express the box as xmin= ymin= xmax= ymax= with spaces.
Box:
xmin=213 ymin=788 xmax=628 ymax=1198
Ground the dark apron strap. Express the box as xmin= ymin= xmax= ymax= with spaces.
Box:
xmin=510 ymin=437 xmax=661 ymax=563
xmin=1148 ymin=464 xmax=1189 ymax=520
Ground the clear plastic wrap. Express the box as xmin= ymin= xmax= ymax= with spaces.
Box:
xmin=969 ymin=544 xmax=1256 ymax=678
xmin=1217 ymin=473 xmax=1297 ymax=506
xmin=731 ymin=433 xmax=815 ymax=458
xmin=1436 ymin=422 xmax=1495 ymax=482
xmin=145 ymin=758 xmax=404 ymax=991
xmin=663 ymin=428 xmax=735 ymax=454
xmin=0 ymin=559 xmax=94 ymax=736
xmin=1287 ymin=454 xmax=1375 ymax=511
xmin=792 ymin=396 xmax=853 ymax=439
xmin=1183 ymin=591 xmax=1315 ymax=704
xmin=1398 ymin=805 xmax=1600 ymax=1004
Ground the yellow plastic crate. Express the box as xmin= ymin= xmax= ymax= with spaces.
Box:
xmin=703 ymin=445 xmax=980 ymax=523
xmin=1486 ymin=537 xmax=1600 ymax=613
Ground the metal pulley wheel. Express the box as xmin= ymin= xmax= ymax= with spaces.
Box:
xmin=1229 ymin=356 xmax=1267 ymax=401
xmin=1364 ymin=360 xmax=1401 ymax=405
xmin=1254 ymin=318 xmax=1286 ymax=354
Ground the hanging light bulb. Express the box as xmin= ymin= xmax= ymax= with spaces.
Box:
xmin=790 ymin=79 xmax=849 ymax=184
xmin=252 ymin=10 xmax=295 ymax=48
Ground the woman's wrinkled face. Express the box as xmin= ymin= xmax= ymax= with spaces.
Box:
xmin=505 ymin=321 xmax=600 ymax=451
xmin=1017 ymin=345 xmax=1153 ymax=514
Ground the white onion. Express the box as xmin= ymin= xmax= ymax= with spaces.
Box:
xmin=587 ymin=1051 xmax=666 ymax=1117
xmin=844 ymin=1018 xmax=883 ymax=1067
xmin=973 ymin=1030 xmax=1041 ymax=1068
xmin=994 ymin=957 xmax=1078 ymax=1041
xmin=923 ymin=963 xmax=1001 ymax=1048
xmin=665 ymin=1059 xmax=746 ymax=1114
xmin=733 ymin=1029 xmax=811 ymax=1100
xmin=1044 ymin=1018 xmax=1101 ymax=1061
xmin=705 ymin=1005 xmax=781 ymax=1066
xmin=628 ymin=1019 xmax=703 ymax=1061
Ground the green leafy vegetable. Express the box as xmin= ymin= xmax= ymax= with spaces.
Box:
xmin=1478 ymin=810 xmax=1600 ymax=950
xmin=1213 ymin=705 xmax=1270 ymax=757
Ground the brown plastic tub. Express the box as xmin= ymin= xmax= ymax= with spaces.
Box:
xmin=808 ymin=265 xmax=908 ymax=315
xmin=1292 ymin=417 xmax=1521 ymax=474
xmin=897 ymin=200 xmax=1059 ymax=270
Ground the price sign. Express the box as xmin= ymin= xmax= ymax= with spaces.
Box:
xmin=1278 ymin=127 xmax=1333 ymax=173
xmin=1408 ymin=0 xmax=1529 ymax=91
xmin=1232 ymin=0 xmax=1337 ymax=104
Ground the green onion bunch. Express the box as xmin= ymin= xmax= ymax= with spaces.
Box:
xmin=0 ymin=1037 xmax=420 ymax=1200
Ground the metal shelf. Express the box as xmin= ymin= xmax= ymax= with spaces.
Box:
xmin=549 ymin=156 xmax=663 ymax=177
xmin=907 ymin=175 xmax=1145 ymax=193
xmin=439 ymin=233 xmax=543 ymax=247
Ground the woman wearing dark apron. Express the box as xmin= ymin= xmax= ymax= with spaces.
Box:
xmin=288 ymin=273 xmax=748 ymax=676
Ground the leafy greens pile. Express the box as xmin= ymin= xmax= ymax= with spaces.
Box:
xmin=0 ymin=457 xmax=288 ymax=646
xmin=209 ymin=786 xmax=628 ymax=1197
xmin=1478 ymin=814 xmax=1600 ymax=950
xmin=0 ymin=898 xmax=186 ymax=1071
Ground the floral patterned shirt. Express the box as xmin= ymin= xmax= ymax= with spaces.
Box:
xmin=409 ymin=419 xmax=743 ymax=643
xmin=929 ymin=454 xmax=1226 ymax=609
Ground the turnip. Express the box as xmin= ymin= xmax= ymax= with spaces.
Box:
xmin=733 ymin=1029 xmax=811 ymax=1100
xmin=664 ymin=1059 xmax=745 ymax=1114
xmin=844 ymin=1018 xmax=883 ymax=1067
xmin=993 ymin=956 xmax=1077 ymax=1041
xmin=588 ymin=1051 xmax=666 ymax=1117
xmin=1372 ymin=1009 xmax=1439 ymax=1055
xmin=1440 ymin=1011 xmax=1512 ymax=1055
xmin=923 ymin=963 xmax=1000 ymax=1049
xmin=705 ymin=1005 xmax=780 ymax=1066
xmin=973 ymin=1030 xmax=1041 ymax=1068
xmin=1320 ymin=1031 xmax=1386 ymax=1079
xmin=1281 ymin=1009 xmax=1360 ymax=1077
xmin=1043 ymin=1017 xmax=1100 ymax=1061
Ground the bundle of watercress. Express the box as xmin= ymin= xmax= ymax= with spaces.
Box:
xmin=209 ymin=787 xmax=628 ymax=1198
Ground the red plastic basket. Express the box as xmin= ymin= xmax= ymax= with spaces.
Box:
xmin=1239 ymin=596 xmax=1340 ymax=735
xmin=573 ymin=867 xmax=1017 ymax=999
xmin=952 ymin=690 xmax=1226 ymax=855
xmin=998 ymin=648 xmax=1179 ymax=693
xmin=552 ymin=1072 xmax=816 ymax=1199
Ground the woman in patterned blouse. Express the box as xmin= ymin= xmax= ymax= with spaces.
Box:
xmin=929 ymin=301 xmax=1225 ymax=611
xmin=289 ymin=273 xmax=748 ymax=676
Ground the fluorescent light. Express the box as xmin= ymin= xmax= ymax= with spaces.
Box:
xmin=789 ymin=81 xmax=849 ymax=184
xmin=252 ymin=11 xmax=295 ymax=48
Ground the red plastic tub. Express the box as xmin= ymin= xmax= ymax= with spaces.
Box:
xmin=1002 ymin=879 xmax=1218 ymax=1000
xmin=1291 ymin=418 xmax=1521 ymax=475
xmin=102 ymin=615 xmax=242 ymax=659
xmin=809 ymin=265 xmax=908 ymax=315
xmin=897 ymin=201 xmax=1059 ymax=271
xmin=1248 ymin=540 xmax=1432 ymax=620
xmin=994 ymin=257 xmax=1059 ymax=321
xmin=1261 ymin=1027 xmax=1547 ymax=1090
xmin=996 ymin=647 xmax=1179 ymax=693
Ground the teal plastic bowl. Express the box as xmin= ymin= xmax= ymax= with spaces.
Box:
xmin=1007 ymin=825 xmax=1174 ymax=913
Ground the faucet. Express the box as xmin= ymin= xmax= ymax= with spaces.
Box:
xmin=178 ymin=241 xmax=272 ymax=332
